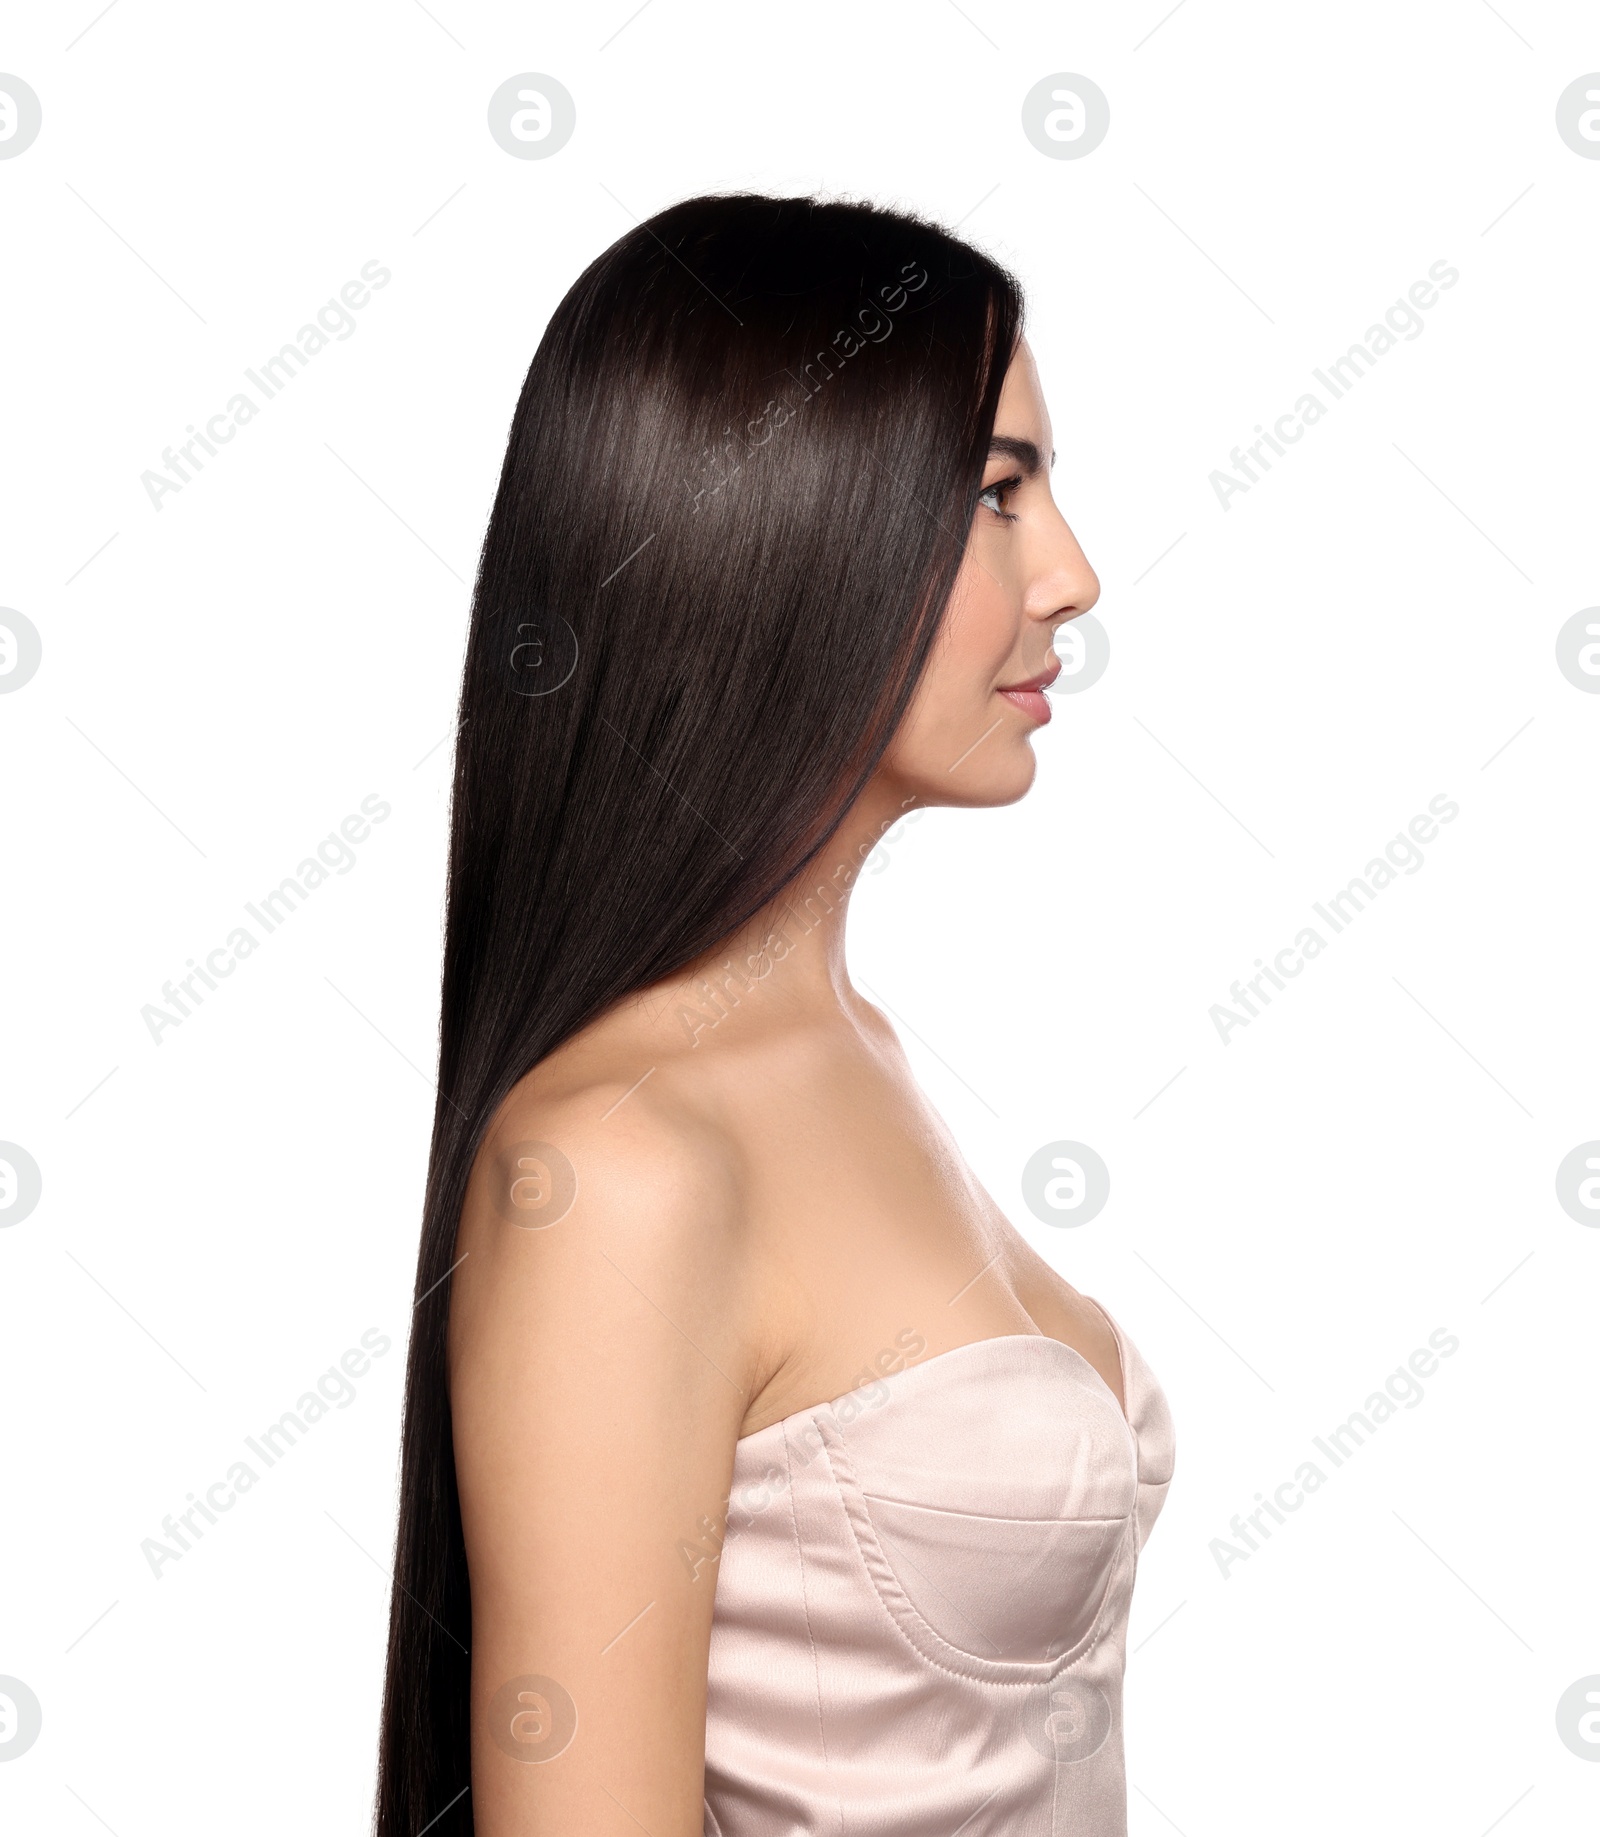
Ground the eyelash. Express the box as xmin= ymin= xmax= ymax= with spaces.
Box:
xmin=978 ymin=474 xmax=1023 ymax=522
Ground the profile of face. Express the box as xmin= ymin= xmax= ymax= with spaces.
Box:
xmin=877 ymin=339 xmax=1100 ymax=809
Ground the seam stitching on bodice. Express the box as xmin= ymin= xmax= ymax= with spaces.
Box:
xmin=861 ymin=1494 xmax=1129 ymax=1529
xmin=819 ymin=1407 xmax=1131 ymax=1690
xmin=783 ymin=1418 xmax=847 ymax=1837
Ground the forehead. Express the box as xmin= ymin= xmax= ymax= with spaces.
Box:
xmin=992 ymin=338 xmax=1051 ymax=447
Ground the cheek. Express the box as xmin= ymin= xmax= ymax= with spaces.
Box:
xmin=878 ymin=552 xmax=1033 ymax=794
xmin=933 ymin=561 xmax=1017 ymax=693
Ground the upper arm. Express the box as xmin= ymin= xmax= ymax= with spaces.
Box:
xmin=448 ymin=1086 xmax=757 ymax=1836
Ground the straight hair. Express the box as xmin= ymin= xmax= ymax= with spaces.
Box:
xmin=376 ymin=191 xmax=1023 ymax=1834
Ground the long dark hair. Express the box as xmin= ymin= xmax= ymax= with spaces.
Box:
xmin=376 ymin=192 xmax=1022 ymax=1834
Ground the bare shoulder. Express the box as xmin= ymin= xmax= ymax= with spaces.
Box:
xmin=448 ymin=1044 xmax=767 ymax=1399
xmin=468 ymin=1057 xmax=743 ymax=1245
xmin=447 ymin=1050 xmax=769 ymax=1833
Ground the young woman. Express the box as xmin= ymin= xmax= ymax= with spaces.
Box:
xmin=377 ymin=193 xmax=1174 ymax=1837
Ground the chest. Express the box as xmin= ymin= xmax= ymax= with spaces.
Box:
xmin=736 ymin=1085 xmax=1122 ymax=1432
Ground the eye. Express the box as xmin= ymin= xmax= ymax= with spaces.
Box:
xmin=977 ymin=474 xmax=1023 ymax=521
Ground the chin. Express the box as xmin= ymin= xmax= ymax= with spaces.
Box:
xmin=929 ymin=744 xmax=1039 ymax=810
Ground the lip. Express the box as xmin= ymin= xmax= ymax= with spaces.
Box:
xmin=995 ymin=658 xmax=1061 ymax=726
xmin=996 ymin=660 xmax=1062 ymax=695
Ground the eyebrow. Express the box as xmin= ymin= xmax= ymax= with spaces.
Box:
xmin=987 ymin=436 xmax=1054 ymax=476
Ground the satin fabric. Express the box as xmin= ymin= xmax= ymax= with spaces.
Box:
xmin=703 ymin=1304 xmax=1174 ymax=1836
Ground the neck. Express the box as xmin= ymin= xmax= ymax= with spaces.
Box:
xmin=666 ymin=772 xmax=922 ymax=1030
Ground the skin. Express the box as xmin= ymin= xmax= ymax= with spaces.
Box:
xmin=450 ymin=337 xmax=1104 ymax=1835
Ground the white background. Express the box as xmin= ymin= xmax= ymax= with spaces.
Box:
xmin=3 ymin=1 xmax=1598 ymax=1831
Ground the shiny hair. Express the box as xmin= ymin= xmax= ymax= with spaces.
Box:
xmin=375 ymin=191 xmax=1022 ymax=1834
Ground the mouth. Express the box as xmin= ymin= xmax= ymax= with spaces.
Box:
xmin=995 ymin=658 xmax=1061 ymax=726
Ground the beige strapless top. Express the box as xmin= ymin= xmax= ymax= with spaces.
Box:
xmin=703 ymin=1302 xmax=1175 ymax=1836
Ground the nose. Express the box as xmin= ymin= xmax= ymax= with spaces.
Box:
xmin=1026 ymin=508 xmax=1100 ymax=625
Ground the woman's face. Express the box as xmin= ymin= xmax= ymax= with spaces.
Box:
xmin=878 ymin=338 xmax=1100 ymax=808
